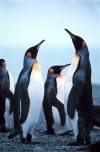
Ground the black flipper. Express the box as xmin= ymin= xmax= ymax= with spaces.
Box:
xmin=53 ymin=98 xmax=66 ymax=126
xmin=13 ymin=68 xmax=30 ymax=125
xmin=68 ymin=139 xmax=84 ymax=146
xmin=4 ymin=89 xmax=14 ymax=114
xmin=67 ymin=81 xmax=83 ymax=119
xmin=9 ymin=68 xmax=31 ymax=138
xmin=0 ymin=94 xmax=5 ymax=127
xmin=1 ymin=72 xmax=14 ymax=101
xmin=43 ymin=96 xmax=54 ymax=134
xmin=13 ymin=84 xmax=21 ymax=129
xmin=4 ymin=90 xmax=13 ymax=100
xmin=9 ymin=92 xmax=20 ymax=139
xmin=20 ymin=88 xmax=30 ymax=124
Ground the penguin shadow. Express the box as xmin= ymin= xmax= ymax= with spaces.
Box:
xmin=41 ymin=129 xmax=74 ymax=136
xmin=29 ymin=141 xmax=41 ymax=145
xmin=60 ymin=130 xmax=74 ymax=136
xmin=39 ymin=130 xmax=56 ymax=138
xmin=0 ymin=127 xmax=11 ymax=133
xmin=29 ymin=135 xmax=43 ymax=145
xmin=78 ymin=141 xmax=100 ymax=152
xmin=16 ymin=135 xmax=42 ymax=145
xmin=18 ymin=140 xmax=41 ymax=145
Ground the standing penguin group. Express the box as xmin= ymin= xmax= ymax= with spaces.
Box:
xmin=0 ymin=29 xmax=100 ymax=146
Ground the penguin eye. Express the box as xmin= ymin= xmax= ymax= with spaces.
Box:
xmin=2 ymin=62 xmax=6 ymax=68
xmin=26 ymin=52 xmax=32 ymax=58
xmin=49 ymin=68 xmax=54 ymax=73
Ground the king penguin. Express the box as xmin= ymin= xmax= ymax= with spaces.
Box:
xmin=64 ymin=29 xmax=93 ymax=146
xmin=0 ymin=59 xmax=14 ymax=132
xmin=8 ymin=40 xmax=45 ymax=143
xmin=43 ymin=64 xmax=72 ymax=135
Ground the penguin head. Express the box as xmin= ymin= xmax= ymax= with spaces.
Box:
xmin=49 ymin=64 xmax=70 ymax=75
xmin=65 ymin=29 xmax=86 ymax=52
xmin=25 ymin=40 xmax=45 ymax=59
xmin=0 ymin=59 xmax=6 ymax=68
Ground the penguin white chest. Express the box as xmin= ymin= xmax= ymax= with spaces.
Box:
xmin=53 ymin=75 xmax=65 ymax=128
xmin=56 ymin=75 xmax=65 ymax=104
xmin=25 ymin=62 xmax=44 ymax=126
xmin=28 ymin=70 xmax=44 ymax=114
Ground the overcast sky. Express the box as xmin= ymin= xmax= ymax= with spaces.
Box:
xmin=0 ymin=0 xmax=100 ymax=84
xmin=0 ymin=0 xmax=100 ymax=48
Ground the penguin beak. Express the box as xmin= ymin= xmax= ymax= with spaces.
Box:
xmin=60 ymin=64 xmax=71 ymax=70
xmin=37 ymin=40 xmax=45 ymax=50
xmin=65 ymin=29 xmax=75 ymax=40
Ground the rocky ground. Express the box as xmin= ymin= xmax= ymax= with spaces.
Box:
xmin=0 ymin=84 xmax=100 ymax=152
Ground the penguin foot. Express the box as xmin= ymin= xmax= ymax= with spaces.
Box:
xmin=8 ymin=127 xmax=19 ymax=139
xmin=68 ymin=139 xmax=84 ymax=146
xmin=47 ymin=127 xmax=54 ymax=134
xmin=21 ymin=138 xmax=26 ymax=144
xmin=42 ymin=130 xmax=54 ymax=135
xmin=61 ymin=130 xmax=73 ymax=136
xmin=0 ymin=127 xmax=11 ymax=133
xmin=5 ymin=128 xmax=11 ymax=132
xmin=27 ymin=134 xmax=32 ymax=143
xmin=42 ymin=130 xmax=48 ymax=134
xmin=85 ymin=137 xmax=91 ymax=146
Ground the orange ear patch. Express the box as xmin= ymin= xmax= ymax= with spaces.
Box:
xmin=82 ymin=41 xmax=86 ymax=48
xmin=2 ymin=62 xmax=6 ymax=68
xmin=49 ymin=68 xmax=54 ymax=73
xmin=26 ymin=52 xmax=32 ymax=58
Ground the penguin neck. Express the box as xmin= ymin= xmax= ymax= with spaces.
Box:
xmin=0 ymin=66 xmax=7 ymax=74
xmin=23 ymin=56 xmax=36 ymax=69
xmin=47 ymin=72 xmax=59 ymax=80
xmin=77 ymin=46 xmax=89 ymax=58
